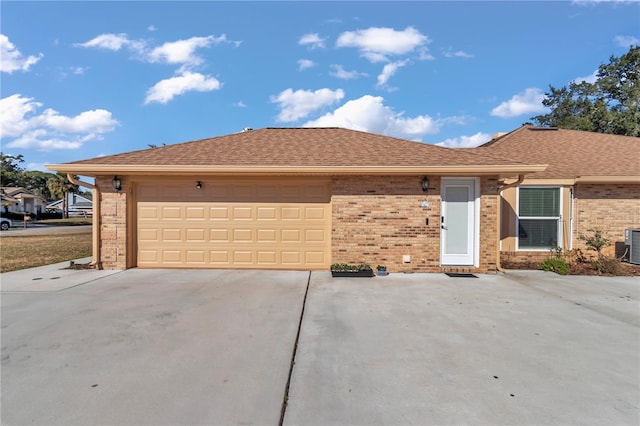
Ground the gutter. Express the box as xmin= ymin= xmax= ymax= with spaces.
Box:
xmin=47 ymin=164 xmax=548 ymax=177
xmin=66 ymin=174 xmax=102 ymax=270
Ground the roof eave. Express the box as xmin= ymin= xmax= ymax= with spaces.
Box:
xmin=46 ymin=164 xmax=548 ymax=177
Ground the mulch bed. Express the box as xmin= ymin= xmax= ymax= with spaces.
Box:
xmin=503 ymin=259 xmax=640 ymax=276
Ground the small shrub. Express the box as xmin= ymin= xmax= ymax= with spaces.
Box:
xmin=591 ymin=256 xmax=624 ymax=276
xmin=538 ymin=258 xmax=570 ymax=275
xmin=579 ymin=228 xmax=611 ymax=259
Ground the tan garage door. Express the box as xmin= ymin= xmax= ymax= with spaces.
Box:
xmin=136 ymin=178 xmax=331 ymax=270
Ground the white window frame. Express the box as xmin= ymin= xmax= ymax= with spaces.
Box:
xmin=516 ymin=186 xmax=563 ymax=251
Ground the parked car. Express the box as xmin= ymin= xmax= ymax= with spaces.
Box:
xmin=0 ymin=217 xmax=12 ymax=231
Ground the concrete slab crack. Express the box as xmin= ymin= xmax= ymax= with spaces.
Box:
xmin=279 ymin=270 xmax=311 ymax=425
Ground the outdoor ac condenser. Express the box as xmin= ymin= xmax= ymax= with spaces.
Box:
xmin=625 ymin=229 xmax=640 ymax=265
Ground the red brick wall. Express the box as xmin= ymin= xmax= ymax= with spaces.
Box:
xmin=96 ymin=176 xmax=128 ymax=269
xmin=573 ymin=183 xmax=640 ymax=256
xmin=331 ymin=175 xmax=499 ymax=273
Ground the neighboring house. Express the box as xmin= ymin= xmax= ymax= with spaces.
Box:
xmin=46 ymin=193 xmax=93 ymax=216
xmin=0 ymin=187 xmax=47 ymax=215
xmin=478 ymin=125 xmax=640 ymax=266
xmin=47 ymin=127 xmax=545 ymax=271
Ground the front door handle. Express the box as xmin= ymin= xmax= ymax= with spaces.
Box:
xmin=441 ymin=225 xmax=448 ymax=230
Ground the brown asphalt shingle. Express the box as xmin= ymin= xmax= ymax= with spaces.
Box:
xmin=479 ymin=125 xmax=640 ymax=179
xmin=64 ymin=127 xmax=530 ymax=168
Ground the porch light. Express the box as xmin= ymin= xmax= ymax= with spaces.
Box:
xmin=112 ymin=176 xmax=122 ymax=191
xmin=421 ymin=176 xmax=429 ymax=193
xmin=196 ymin=181 xmax=202 ymax=189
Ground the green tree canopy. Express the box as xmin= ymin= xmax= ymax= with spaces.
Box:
xmin=533 ymin=45 xmax=639 ymax=136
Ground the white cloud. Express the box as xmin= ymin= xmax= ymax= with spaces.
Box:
xmin=303 ymin=95 xmax=440 ymax=139
xmin=271 ymin=88 xmax=345 ymax=122
xmin=148 ymin=35 xmax=228 ymax=66
xmin=376 ymin=59 xmax=408 ymax=88
xmin=443 ymin=49 xmax=474 ymax=59
xmin=573 ymin=70 xmax=599 ymax=84
xmin=436 ymin=132 xmax=491 ymax=148
xmin=614 ymin=35 xmax=639 ymax=48
xmin=25 ymin=162 xmax=48 ymax=172
xmin=0 ymin=94 xmax=118 ymax=150
xmin=145 ymin=71 xmax=222 ymax=104
xmin=77 ymin=33 xmax=238 ymax=104
xmin=76 ymin=33 xmax=135 ymax=51
xmin=298 ymin=59 xmax=315 ymax=71
xmin=490 ymin=88 xmax=548 ymax=118
xmin=329 ymin=64 xmax=367 ymax=80
xmin=336 ymin=26 xmax=429 ymax=63
xmin=0 ymin=34 xmax=43 ymax=73
xmin=148 ymin=25 xmax=158 ymax=32
xmin=299 ymin=33 xmax=326 ymax=49
xmin=234 ymin=101 xmax=247 ymax=108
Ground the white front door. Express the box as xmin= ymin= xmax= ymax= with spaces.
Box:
xmin=441 ymin=178 xmax=476 ymax=266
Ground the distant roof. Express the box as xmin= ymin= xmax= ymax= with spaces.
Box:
xmin=48 ymin=127 xmax=545 ymax=177
xmin=479 ymin=125 xmax=640 ymax=181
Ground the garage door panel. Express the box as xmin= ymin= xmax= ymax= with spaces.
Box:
xmin=257 ymin=229 xmax=277 ymax=242
xmin=162 ymin=228 xmax=182 ymax=241
xmin=233 ymin=207 xmax=252 ymax=220
xmin=162 ymin=250 xmax=182 ymax=263
xmin=233 ymin=251 xmax=253 ymax=263
xmin=210 ymin=207 xmax=230 ymax=220
xmin=305 ymin=207 xmax=326 ymax=220
xmin=210 ymin=229 xmax=229 ymax=242
xmin=161 ymin=207 xmax=182 ymax=219
xmin=233 ymin=229 xmax=253 ymax=242
xmin=257 ymin=251 xmax=277 ymax=264
xmin=137 ymin=181 xmax=330 ymax=269
xmin=186 ymin=207 xmax=205 ymax=220
xmin=186 ymin=228 xmax=206 ymax=241
xmin=281 ymin=229 xmax=301 ymax=242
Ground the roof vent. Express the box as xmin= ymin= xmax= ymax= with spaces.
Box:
xmin=242 ymin=127 xmax=253 ymax=132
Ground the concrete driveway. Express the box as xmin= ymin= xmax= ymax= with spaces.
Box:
xmin=1 ymin=268 xmax=308 ymax=425
xmin=1 ymin=268 xmax=639 ymax=425
xmin=284 ymin=271 xmax=640 ymax=425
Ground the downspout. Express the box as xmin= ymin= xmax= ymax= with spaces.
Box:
xmin=495 ymin=175 xmax=525 ymax=272
xmin=67 ymin=174 xmax=102 ymax=269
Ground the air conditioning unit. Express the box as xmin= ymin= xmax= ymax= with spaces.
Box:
xmin=625 ymin=229 xmax=640 ymax=265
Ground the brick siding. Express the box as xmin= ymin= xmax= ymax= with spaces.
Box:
xmin=96 ymin=176 xmax=128 ymax=269
xmin=573 ymin=183 xmax=640 ymax=256
xmin=331 ymin=175 xmax=499 ymax=273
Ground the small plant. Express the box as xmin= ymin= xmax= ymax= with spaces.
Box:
xmin=579 ymin=228 xmax=611 ymax=260
xmin=330 ymin=263 xmax=372 ymax=272
xmin=538 ymin=258 xmax=570 ymax=275
xmin=376 ymin=265 xmax=386 ymax=271
xmin=538 ymin=245 xmax=570 ymax=275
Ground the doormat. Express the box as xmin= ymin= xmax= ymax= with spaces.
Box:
xmin=445 ymin=272 xmax=478 ymax=278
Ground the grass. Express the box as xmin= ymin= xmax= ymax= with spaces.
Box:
xmin=34 ymin=217 xmax=93 ymax=226
xmin=0 ymin=227 xmax=92 ymax=273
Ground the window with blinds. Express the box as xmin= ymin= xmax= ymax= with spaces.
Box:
xmin=518 ymin=187 xmax=561 ymax=250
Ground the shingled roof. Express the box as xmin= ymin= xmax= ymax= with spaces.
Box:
xmin=49 ymin=127 xmax=545 ymax=177
xmin=479 ymin=125 xmax=640 ymax=182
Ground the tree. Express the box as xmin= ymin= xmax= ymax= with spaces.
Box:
xmin=1 ymin=153 xmax=26 ymax=186
xmin=47 ymin=173 xmax=79 ymax=218
xmin=533 ymin=45 xmax=639 ymax=136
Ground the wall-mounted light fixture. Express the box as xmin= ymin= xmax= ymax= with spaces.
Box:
xmin=421 ymin=176 xmax=429 ymax=193
xmin=196 ymin=181 xmax=202 ymax=189
xmin=112 ymin=176 xmax=122 ymax=191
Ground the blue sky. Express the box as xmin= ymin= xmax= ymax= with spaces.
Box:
xmin=1 ymin=1 xmax=638 ymax=172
